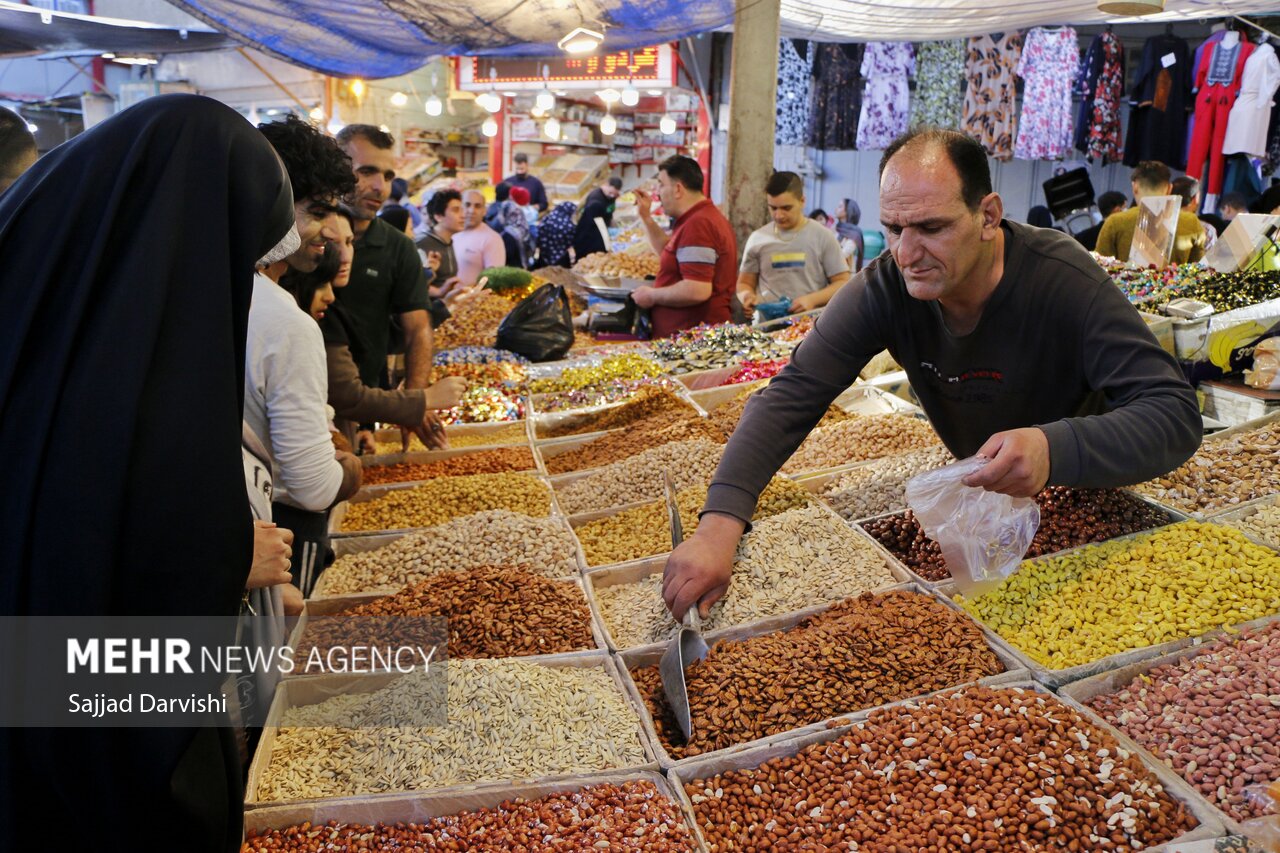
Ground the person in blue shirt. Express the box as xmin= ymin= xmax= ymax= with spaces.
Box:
xmin=503 ymin=152 xmax=549 ymax=212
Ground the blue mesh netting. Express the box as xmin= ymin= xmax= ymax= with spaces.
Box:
xmin=170 ymin=0 xmax=734 ymax=77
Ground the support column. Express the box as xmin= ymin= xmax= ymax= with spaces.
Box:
xmin=722 ymin=0 xmax=781 ymax=256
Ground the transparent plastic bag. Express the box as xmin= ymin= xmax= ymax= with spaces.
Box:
xmin=1241 ymin=782 xmax=1280 ymax=852
xmin=905 ymin=455 xmax=1040 ymax=595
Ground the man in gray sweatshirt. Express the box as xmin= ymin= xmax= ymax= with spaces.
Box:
xmin=662 ymin=128 xmax=1202 ymax=620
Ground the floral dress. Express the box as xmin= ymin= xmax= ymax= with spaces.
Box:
xmin=910 ymin=40 xmax=966 ymax=130
xmin=857 ymin=42 xmax=915 ymax=150
xmin=776 ymin=39 xmax=812 ymax=146
xmin=1014 ymin=27 xmax=1080 ymax=160
xmin=962 ymin=31 xmax=1024 ymax=160
xmin=807 ymin=43 xmax=863 ymax=151
xmin=1073 ymin=30 xmax=1125 ymax=164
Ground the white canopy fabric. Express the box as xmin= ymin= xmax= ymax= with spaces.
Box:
xmin=778 ymin=0 xmax=1280 ymax=41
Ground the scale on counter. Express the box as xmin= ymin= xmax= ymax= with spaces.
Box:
xmin=573 ymin=273 xmax=652 ymax=336
xmin=1165 ymin=298 xmax=1215 ymax=319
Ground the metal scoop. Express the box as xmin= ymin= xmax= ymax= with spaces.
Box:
xmin=658 ymin=472 xmax=708 ymax=742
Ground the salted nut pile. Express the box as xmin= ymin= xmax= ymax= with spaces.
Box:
xmin=242 ymin=780 xmax=697 ymax=852
xmin=1137 ymin=423 xmax=1280 ymax=513
xmin=687 ymin=686 xmax=1198 ymax=851
xmin=538 ymin=387 xmax=693 ymax=438
xmin=543 ymin=414 xmax=725 ymax=474
xmin=632 ymin=590 xmax=1004 ymax=758
xmin=1088 ymin=620 xmax=1280 ymax=822
xmin=338 ymin=472 xmax=552 ymax=533
xmin=296 ymin=566 xmax=595 ymax=665
xmin=781 ymin=413 xmax=941 ymax=474
xmin=555 ymin=438 xmax=723 ymax=514
xmin=864 ymin=487 xmax=1172 ymax=582
xmin=360 ymin=446 xmax=536 ymax=486
xmin=822 ymin=444 xmax=954 ymax=522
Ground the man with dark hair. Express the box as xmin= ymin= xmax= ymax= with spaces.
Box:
xmin=661 ymin=127 xmax=1201 ymax=620
xmin=1073 ymin=190 xmax=1128 ymax=252
xmin=417 ymin=188 xmax=463 ymax=294
xmin=737 ymin=170 xmax=849 ymax=316
xmin=1172 ymin=175 xmax=1223 ymax=246
xmin=504 ymin=151 xmax=548 ymax=212
xmin=485 ymin=180 xmax=511 ymax=229
xmin=1096 ymin=160 xmax=1206 ymax=264
xmin=1220 ymin=191 xmax=1249 ymax=221
xmin=334 ymin=124 xmax=443 ymax=452
xmin=253 ymin=116 xmax=363 ymax=606
xmin=631 ymin=155 xmax=737 ymax=338
xmin=0 ymin=105 xmax=37 ymax=194
xmin=573 ymin=176 xmax=623 ymax=259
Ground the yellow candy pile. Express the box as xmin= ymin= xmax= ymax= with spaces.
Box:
xmin=959 ymin=521 xmax=1280 ymax=670
xmin=528 ymin=354 xmax=666 ymax=394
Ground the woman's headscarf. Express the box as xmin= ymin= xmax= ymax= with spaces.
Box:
xmin=537 ymin=201 xmax=577 ymax=268
xmin=0 ymin=93 xmax=293 ymax=849
xmin=500 ymin=198 xmax=536 ymax=266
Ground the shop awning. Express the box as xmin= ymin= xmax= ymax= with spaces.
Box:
xmin=168 ymin=0 xmax=1278 ymax=79
xmin=0 ymin=1 xmax=232 ymax=58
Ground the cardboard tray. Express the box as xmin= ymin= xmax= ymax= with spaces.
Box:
xmin=243 ymin=769 xmax=699 ymax=843
xmin=285 ymin=576 xmax=610 ymax=677
xmin=854 ymin=490 xmax=1188 ymax=589
xmin=583 ymin=518 xmax=913 ymax=652
xmin=312 ymin=517 xmax=587 ymax=599
xmin=613 ymin=582 xmax=1029 ymax=770
xmin=329 ymin=473 xmax=559 ymax=539
xmin=1058 ymin=613 xmax=1280 ymax=837
xmin=1136 ymin=410 xmax=1280 ymax=520
xmin=934 ymin=521 xmax=1280 ymax=687
xmin=246 ymin=652 xmax=659 ymax=810
xmin=665 ymin=679 xmax=1224 ymax=853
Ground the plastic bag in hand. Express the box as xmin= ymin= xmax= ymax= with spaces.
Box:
xmin=905 ymin=455 xmax=1040 ymax=594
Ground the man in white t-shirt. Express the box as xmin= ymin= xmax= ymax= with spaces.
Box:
xmin=452 ymin=189 xmax=506 ymax=285
xmin=737 ymin=171 xmax=850 ymax=317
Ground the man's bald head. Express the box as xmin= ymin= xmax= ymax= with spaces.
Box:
xmin=0 ymin=106 xmax=38 ymax=195
xmin=878 ymin=128 xmax=992 ymax=212
xmin=462 ymin=189 xmax=487 ymax=229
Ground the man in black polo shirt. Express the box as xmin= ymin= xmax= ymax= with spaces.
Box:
xmin=335 ymin=124 xmax=444 ymax=450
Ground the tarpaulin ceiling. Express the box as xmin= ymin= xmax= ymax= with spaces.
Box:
xmin=0 ymin=0 xmax=232 ymax=57
xmin=170 ymin=0 xmax=1280 ymax=78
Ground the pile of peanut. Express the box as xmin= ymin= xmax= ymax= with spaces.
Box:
xmin=959 ymin=521 xmax=1280 ymax=670
xmin=709 ymin=391 xmax=849 ymax=439
xmin=1087 ymin=620 xmax=1280 ymax=822
xmin=632 ymin=590 xmax=1004 ymax=758
xmin=537 ymin=387 xmax=694 ymax=438
xmin=338 ymin=473 xmax=552 ymax=533
xmin=258 ymin=660 xmax=646 ymax=801
xmin=1137 ymin=423 xmax=1280 ymax=513
xmin=574 ymin=478 xmax=812 ymax=567
xmin=821 ymin=444 xmax=954 ymax=521
xmin=555 ymin=439 xmax=723 ymax=514
xmin=594 ymin=505 xmax=896 ymax=648
xmin=296 ymin=566 xmax=595 ymax=665
xmin=781 ymin=414 xmax=941 ymax=474
xmin=361 ymin=446 xmax=536 ymax=485
xmin=686 ymin=686 xmax=1198 ymax=851
xmin=242 ymin=779 xmax=697 ymax=852
xmin=543 ymin=415 xmax=725 ymax=474
xmin=314 ymin=510 xmax=579 ymax=596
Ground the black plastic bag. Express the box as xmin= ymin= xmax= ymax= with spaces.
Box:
xmin=497 ymin=283 xmax=574 ymax=362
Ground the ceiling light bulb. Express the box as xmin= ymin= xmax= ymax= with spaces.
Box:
xmin=600 ymin=114 xmax=616 ymax=136
xmin=558 ymin=27 xmax=604 ymax=55
xmin=425 ymin=95 xmax=443 ymax=116
xmin=545 ymin=117 xmax=561 ymax=140
xmin=481 ymin=116 xmax=499 ymax=137
xmin=390 ymin=91 xmax=408 ymax=107
xmin=621 ymin=83 xmax=640 ymax=106
xmin=350 ymin=79 xmax=366 ymax=97
xmin=309 ymin=106 xmax=325 ymax=121
xmin=659 ymin=114 xmax=677 ymax=135
xmin=598 ymin=88 xmax=621 ymax=104
xmin=535 ymin=89 xmax=555 ymax=111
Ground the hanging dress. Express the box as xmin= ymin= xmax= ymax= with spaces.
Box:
xmin=962 ymin=31 xmax=1025 ymax=160
xmin=806 ymin=43 xmax=864 ymax=151
xmin=1073 ymin=30 xmax=1125 ymax=163
xmin=1223 ymin=42 xmax=1280 ymax=159
xmin=910 ymin=39 xmax=966 ymax=130
xmin=1014 ymin=27 xmax=1080 ymax=160
xmin=776 ymin=38 xmax=812 ymax=146
xmin=857 ymin=41 xmax=915 ymax=150
xmin=1123 ymin=33 xmax=1193 ymax=169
